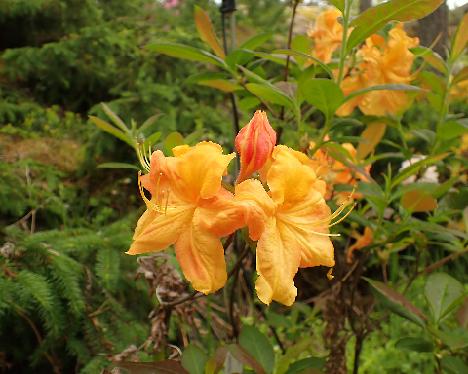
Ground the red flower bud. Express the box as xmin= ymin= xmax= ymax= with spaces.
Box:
xmin=235 ymin=110 xmax=276 ymax=183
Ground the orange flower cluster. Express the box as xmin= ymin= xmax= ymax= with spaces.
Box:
xmin=337 ymin=24 xmax=419 ymax=116
xmin=308 ymin=8 xmax=419 ymax=117
xmin=308 ymin=8 xmax=346 ymax=63
xmin=128 ymin=111 xmax=350 ymax=306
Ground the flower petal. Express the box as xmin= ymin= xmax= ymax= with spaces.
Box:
xmin=127 ymin=205 xmax=194 ymax=255
xmin=277 ymin=189 xmax=335 ymax=268
xmin=175 ymin=142 xmax=235 ymax=200
xmin=255 ymin=217 xmax=300 ymax=306
xmin=267 ymin=145 xmax=318 ymax=205
xmin=175 ymin=207 xmax=227 ymax=294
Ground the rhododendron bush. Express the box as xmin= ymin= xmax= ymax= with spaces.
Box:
xmin=1 ymin=0 xmax=467 ymax=373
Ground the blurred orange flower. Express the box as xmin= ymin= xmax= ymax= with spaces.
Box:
xmin=347 ymin=227 xmax=373 ymax=263
xmin=235 ymin=110 xmax=276 ymax=183
xmin=234 ymin=146 xmax=335 ymax=306
xmin=127 ymin=142 xmax=240 ymax=295
xmin=309 ymin=141 xmax=370 ymax=201
xmin=337 ymin=24 xmax=419 ymax=116
xmin=308 ymin=8 xmax=346 ymax=63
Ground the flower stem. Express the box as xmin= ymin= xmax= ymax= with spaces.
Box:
xmin=337 ymin=0 xmax=353 ymax=85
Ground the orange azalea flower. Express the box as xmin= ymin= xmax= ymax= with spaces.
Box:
xmin=127 ymin=142 xmax=240 ymax=295
xmin=308 ymin=8 xmax=345 ymax=63
xmin=346 ymin=227 xmax=373 ymax=263
xmin=235 ymin=110 xmax=276 ymax=183
xmin=233 ymin=146 xmax=336 ymax=306
xmin=337 ymin=24 xmax=419 ymax=116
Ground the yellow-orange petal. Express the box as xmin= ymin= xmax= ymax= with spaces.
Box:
xmin=277 ymin=188 xmax=335 ymax=268
xmin=255 ymin=217 xmax=300 ymax=306
xmin=267 ymin=145 xmax=317 ymax=205
xmin=175 ymin=207 xmax=228 ymax=294
xmin=175 ymin=141 xmax=235 ymax=201
xmin=127 ymin=205 xmax=194 ymax=255
xmin=234 ymin=179 xmax=275 ymax=241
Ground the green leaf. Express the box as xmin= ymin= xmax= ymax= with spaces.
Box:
xmin=274 ymin=49 xmax=333 ymax=78
xmin=347 ymin=0 xmax=444 ymax=51
xmin=89 ymin=116 xmax=135 ymax=148
xmin=139 ymin=114 xmax=161 ymax=134
xmin=97 ymin=162 xmax=139 ymax=170
xmin=290 ymin=35 xmax=313 ymax=68
xmin=194 ymin=6 xmax=225 ymax=58
xmin=181 ymin=345 xmax=207 ymax=374
xmin=328 ymin=0 xmax=345 ymax=12
xmin=239 ymin=325 xmax=275 ymax=374
xmin=425 ymin=272 xmax=465 ymax=323
xmin=391 ymin=153 xmax=448 ymax=189
xmin=437 ymin=120 xmax=468 ymax=141
xmin=450 ymin=12 xmax=468 ymax=61
xmin=164 ymin=131 xmax=185 ymax=154
xmin=197 ymin=79 xmax=242 ymax=92
xmin=342 ymin=84 xmax=422 ymax=104
xmin=285 ymin=357 xmax=325 ymax=374
xmin=300 ymin=78 xmax=344 ymax=120
xmin=113 ymin=360 xmax=188 ymax=374
xmin=395 ymin=337 xmax=434 ymax=352
xmin=143 ymin=131 xmax=162 ymax=148
xmin=227 ymin=344 xmax=266 ymax=374
xmin=101 ymin=103 xmax=130 ymax=133
xmin=441 ymin=356 xmax=468 ymax=374
xmin=146 ymin=42 xmax=224 ymax=67
xmin=239 ymin=32 xmax=273 ymax=50
xmin=364 ymin=278 xmax=427 ymax=327
xmin=245 ymin=83 xmax=294 ymax=109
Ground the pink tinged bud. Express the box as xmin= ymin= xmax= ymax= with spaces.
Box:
xmin=235 ymin=110 xmax=276 ymax=183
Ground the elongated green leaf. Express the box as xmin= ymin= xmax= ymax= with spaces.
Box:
xmin=328 ymin=0 xmax=345 ymax=12
xmin=228 ymin=345 xmax=266 ymax=374
xmin=391 ymin=153 xmax=448 ymax=188
xmin=194 ymin=6 xmax=225 ymax=58
xmin=451 ymin=12 xmax=468 ymax=61
xmin=112 ymin=360 xmax=188 ymax=374
xmin=98 ymin=162 xmax=139 ymax=170
xmin=239 ymin=32 xmax=273 ymax=50
xmin=101 ymin=103 xmax=129 ymax=133
xmin=139 ymin=114 xmax=161 ymax=134
xmin=181 ymin=345 xmax=207 ymax=374
xmin=146 ymin=42 xmax=224 ymax=67
xmin=274 ymin=49 xmax=333 ymax=77
xmin=239 ymin=326 xmax=275 ymax=374
xmin=365 ymin=278 xmax=427 ymax=327
xmin=164 ymin=132 xmax=185 ymax=154
xmin=89 ymin=116 xmax=135 ymax=148
xmin=285 ymin=357 xmax=325 ymax=374
xmin=143 ymin=131 xmax=162 ymax=148
xmin=347 ymin=0 xmax=443 ymax=51
xmin=425 ymin=273 xmax=465 ymax=323
xmin=395 ymin=337 xmax=434 ymax=352
xmin=300 ymin=78 xmax=344 ymax=120
xmin=246 ymin=83 xmax=294 ymax=109
xmin=343 ymin=84 xmax=422 ymax=104
xmin=198 ymin=79 xmax=242 ymax=92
